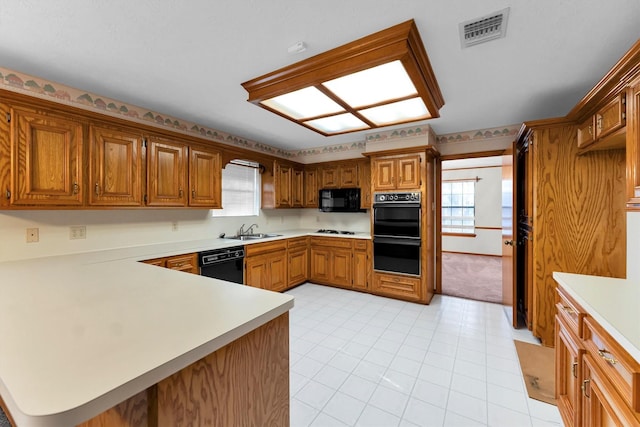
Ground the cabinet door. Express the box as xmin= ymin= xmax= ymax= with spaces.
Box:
xmin=310 ymin=247 xmax=331 ymax=283
xmin=291 ymin=168 xmax=304 ymax=207
xmin=12 ymin=107 xmax=83 ymax=205
xmin=340 ymin=163 xmax=359 ymax=187
xmin=353 ymin=250 xmax=368 ymax=291
xmin=245 ymin=256 xmax=268 ymax=289
xmin=320 ymin=167 xmax=339 ymax=189
xmin=577 ymin=117 xmax=596 ymax=148
xmin=596 ymin=94 xmax=626 ymax=140
xmin=304 ymin=168 xmax=318 ymax=208
xmin=582 ymin=354 xmax=640 ymax=427
xmin=146 ymin=137 xmax=188 ymax=206
xmin=189 ymin=147 xmax=221 ymax=207
xmin=372 ymin=158 xmax=396 ymax=191
xmin=89 ymin=125 xmax=144 ymax=206
xmin=288 ymin=248 xmax=308 ymax=287
xmin=359 ymin=160 xmax=371 ymax=209
xmin=276 ymin=163 xmax=292 ymax=207
xmin=396 ymin=155 xmax=421 ymax=189
xmin=268 ymin=254 xmax=288 ymax=292
xmin=556 ymin=315 xmax=585 ymax=427
xmin=332 ymin=249 xmax=352 ymax=288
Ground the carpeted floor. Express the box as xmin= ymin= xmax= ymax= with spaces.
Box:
xmin=441 ymin=252 xmax=502 ymax=303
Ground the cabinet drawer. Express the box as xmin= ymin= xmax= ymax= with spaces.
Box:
xmin=353 ymin=239 xmax=369 ymax=250
xmin=310 ymin=237 xmax=353 ymax=249
xmin=583 ymin=317 xmax=640 ymax=411
xmin=166 ymin=253 xmax=198 ymax=273
xmin=372 ymin=272 xmax=421 ymax=301
xmin=287 ymin=236 xmax=309 ymax=249
xmin=245 ymin=240 xmax=287 ymax=256
xmin=556 ymin=287 xmax=586 ymax=338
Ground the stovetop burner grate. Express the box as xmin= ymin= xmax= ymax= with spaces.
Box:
xmin=316 ymin=229 xmax=355 ymax=235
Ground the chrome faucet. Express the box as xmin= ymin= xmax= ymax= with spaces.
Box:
xmin=246 ymin=223 xmax=259 ymax=235
xmin=238 ymin=223 xmax=246 ymax=236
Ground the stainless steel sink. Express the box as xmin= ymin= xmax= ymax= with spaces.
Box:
xmin=227 ymin=233 xmax=282 ymax=240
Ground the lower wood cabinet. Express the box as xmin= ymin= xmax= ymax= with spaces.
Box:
xmin=142 ymin=253 xmax=199 ymax=275
xmin=555 ymin=284 xmax=640 ymax=427
xmin=372 ymin=272 xmax=421 ymax=302
xmin=287 ymin=237 xmax=309 ymax=288
xmin=245 ymin=240 xmax=287 ymax=292
xmin=310 ymin=237 xmax=353 ymax=289
xmin=353 ymin=240 xmax=371 ymax=291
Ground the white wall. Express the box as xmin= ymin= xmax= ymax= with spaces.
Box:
xmin=441 ymin=165 xmax=503 ymax=256
xmin=298 ymin=209 xmax=371 ymax=233
xmin=627 ymin=212 xmax=640 ymax=282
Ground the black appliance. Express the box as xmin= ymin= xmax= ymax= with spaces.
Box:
xmin=318 ymin=188 xmax=363 ymax=212
xmin=199 ymin=246 xmax=245 ymax=284
xmin=316 ymin=229 xmax=356 ymax=235
xmin=372 ymin=192 xmax=421 ymax=276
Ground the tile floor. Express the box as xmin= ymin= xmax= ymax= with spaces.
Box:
xmin=286 ymin=283 xmax=563 ymax=427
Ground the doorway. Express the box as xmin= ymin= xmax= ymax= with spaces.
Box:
xmin=440 ymin=155 xmax=506 ymax=304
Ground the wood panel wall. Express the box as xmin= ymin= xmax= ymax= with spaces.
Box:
xmin=532 ymin=124 xmax=626 ymax=346
xmin=76 ymin=313 xmax=289 ymax=427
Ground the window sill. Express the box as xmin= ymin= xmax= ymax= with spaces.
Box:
xmin=443 ymin=232 xmax=477 ymax=238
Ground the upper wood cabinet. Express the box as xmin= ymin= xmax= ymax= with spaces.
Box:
xmin=189 ymin=147 xmax=222 ymax=208
xmin=10 ymin=106 xmax=84 ymax=206
xmin=262 ymin=160 xmax=304 ymax=209
xmin=146 ymin=136 xmax=188 ymax=207
xmin=359 ymin=160 xmax=371 ymax=209
xmin=303 ymin=167 xmax=318 ymax=208
xmin=628 ymin=78 xmax=640 ymax=208
xmin=89 ymin=124 xmax=144 ymax=206
xmin=372 ymin=154 xmax=421 ymax=191
xmin=320 ymin=166 xmax=340 ymax=189
xmin=577 ymin=93 xmax=626 ymax=150
xmin=292 ymin=168 xmax=304 ymax=207
xmin=318 ymin=161 xmax=361 ymax=189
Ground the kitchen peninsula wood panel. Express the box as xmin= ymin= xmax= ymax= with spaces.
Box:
xmin=156 ymin=313 xmax=289 ymax=427
xmin=77 ymin=314 xmax=290 ymax=427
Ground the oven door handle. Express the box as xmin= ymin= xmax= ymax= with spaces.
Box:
xmin=373 ymin=237 xmax=421 ymax=246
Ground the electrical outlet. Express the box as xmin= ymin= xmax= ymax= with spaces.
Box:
xmin=70 ymin=225 xmax=86 ymax=240
xmin=171 ymin=221 xmax=178 ymax=231
xmin=26 ymin=228 xmax=39 ymax=243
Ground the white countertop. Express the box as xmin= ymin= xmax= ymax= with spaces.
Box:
xmin=0 ymin=229 xmax=370 ymax=426
xmin=553 ymin=272 xmax=640 ymax=362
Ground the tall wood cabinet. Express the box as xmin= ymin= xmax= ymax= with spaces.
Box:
xmin=371 ymin=154 xmax=421 ymax=191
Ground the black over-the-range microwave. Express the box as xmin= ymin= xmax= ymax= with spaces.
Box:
xmin=318 ymin=188 xmax=364 ymax=212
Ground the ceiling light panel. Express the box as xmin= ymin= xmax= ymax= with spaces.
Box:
xmin=360 ymin=97 xmax=430 ymax=125
xmin=322 ymin=60 xmax=418 ymax=108
xmin=261 ymin=86 xmax=344 ymax=119
xmin=242 ymin=20 xmax=444 ymax=136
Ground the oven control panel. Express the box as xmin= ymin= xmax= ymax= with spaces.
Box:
xmin=374 ymin=192 xmax=421 ymax=203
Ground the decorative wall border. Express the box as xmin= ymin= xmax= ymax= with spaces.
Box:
xmin=0 ymin=67 xmax=520 ymax=161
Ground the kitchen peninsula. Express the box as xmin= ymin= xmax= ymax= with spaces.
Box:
xmin=0 ymin=239 xmax=294 ymax=426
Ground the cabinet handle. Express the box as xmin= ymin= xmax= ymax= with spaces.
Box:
xmin=561 ymin=306 xmax=575 ymax=315
xmin=572 ymin=361 xmax=577 ymax=378
xmin=95 ymin=183 xmax=100 ymax=196
xmin=596 ymin=116 xmax=602 ymax=131
xmin=192 ymin=189 xmax=196 ymax=198
xmin=179 ymin=188 xmax=184 ymax=198
xmin=597 ymin=349 xmax=618 ymax=365
xmin=581 ymin=379 xmax=590 ymax=398
xmin=588 ymin=124 xmax=592 ymax=136
xmin=73 ymin=182 xmax=79 ymax=194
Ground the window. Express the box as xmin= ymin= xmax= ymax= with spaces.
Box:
xmin=211 ymin=161 xmax=260 ymax=217
xmin=442 ymin=180 xmax=475 ymax=234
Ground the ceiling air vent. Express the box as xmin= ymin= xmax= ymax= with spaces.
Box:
xmin=459 ymin=8 xmax=510 ymax=49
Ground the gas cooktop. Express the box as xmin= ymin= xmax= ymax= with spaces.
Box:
xmin=316 ymin=229 xmax=356 ymax=235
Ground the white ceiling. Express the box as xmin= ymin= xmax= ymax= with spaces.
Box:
xmin=1 ymin=1 xmax=639 ymax=152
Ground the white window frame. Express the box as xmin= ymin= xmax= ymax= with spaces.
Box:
xmin=211 ymin=161 xmax=260 ymax=217
xmin=442 ymin=179 xmax=476 ymax=234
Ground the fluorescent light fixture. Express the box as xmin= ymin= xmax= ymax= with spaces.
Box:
xmin=242 ymin=20 xmax=444 ymax=136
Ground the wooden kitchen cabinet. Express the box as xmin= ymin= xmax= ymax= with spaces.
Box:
xmin=309 ymin=237 xmax=359 ymax=289
xmin=372 ymin=272 xmax=421 ymax=302
xmin=245 ymin=240 xmax=287 ymax=291
xmin=304 ymin=167 xmax=318 ymax=208
xmin=287 ymin=237 xmax=309 ymax=287
xmin=89 ymin=124 xmax=144 ymax=206
xmin=339 ymin=161 xmax=359 ymax=187
xmin=352 ymin=239 xmax=371 ymax=291
xmin=627 ymin=77 xmax=640 ymax=208
xmin=577 ymin=93 xmax=626 ymax=150
xmin=189 ymin=147 xmax=222 ymax=208
xmin=554 ymin=283 xmax=640 ymax=427
xmin=10 ymin=106 xmax=84 ymax=206
xmin=262 ymin=160 xmax=304 ymax=208
xmin=146 ymin=136 xmax=188 ymax=207
xmin=292 ymin=168 xmax=304 ymax=207
xmin=320 ymin=165 xmax=340 ymax=188
xmin=141 ymin=252 xmax=199 ymax=274
xmin=371 ymin=154 xmax=421 ymax=191
xmin=359 ymin=160 xmax=372 ymax=209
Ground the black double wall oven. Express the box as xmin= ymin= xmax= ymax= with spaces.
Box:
xmin=373 ymin=192 xmax=421 ymax=276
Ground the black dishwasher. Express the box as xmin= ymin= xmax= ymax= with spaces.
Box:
xmin=199 ymin=246 xmax=245 ymax=284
